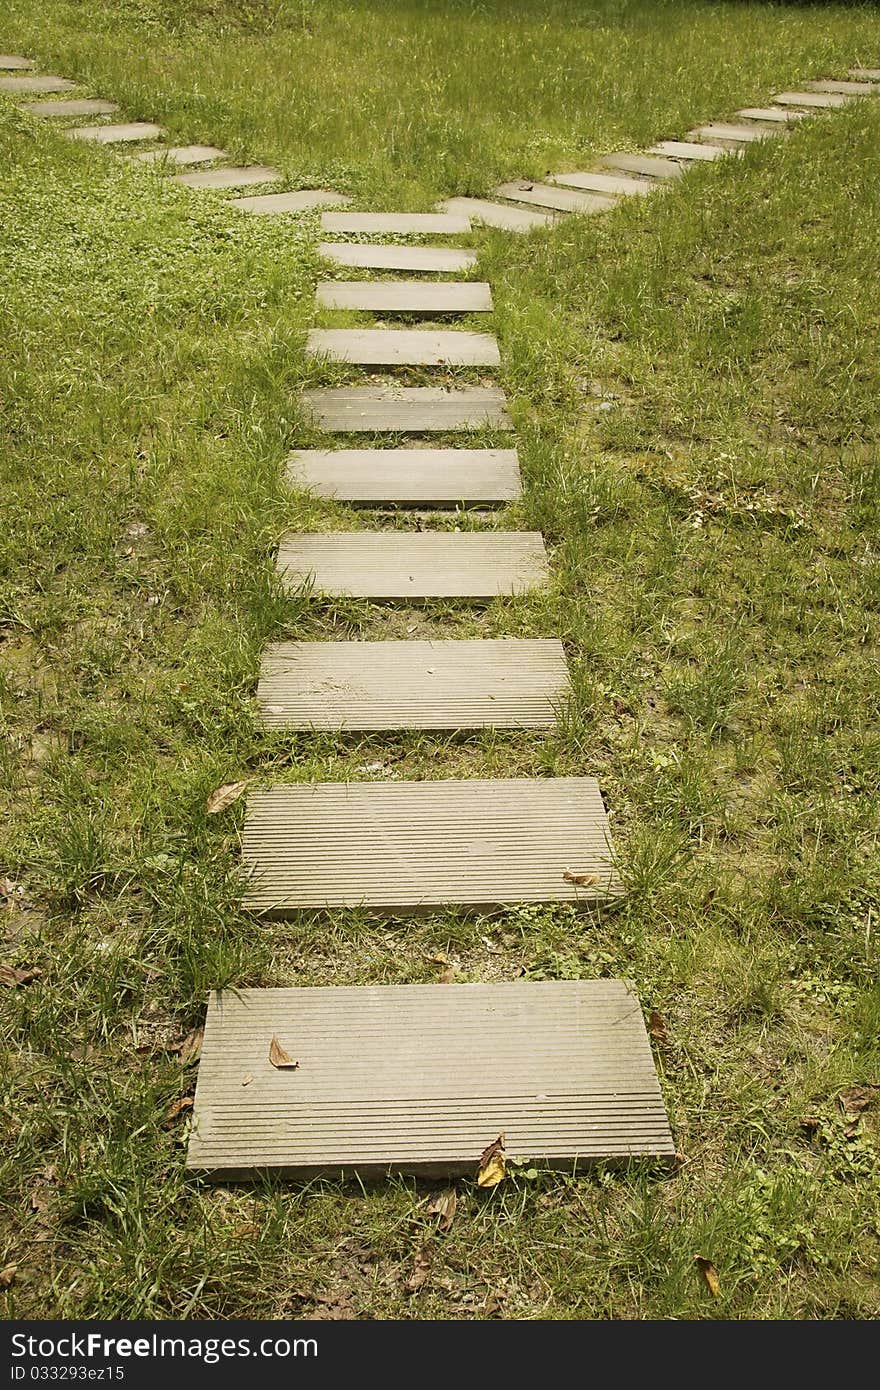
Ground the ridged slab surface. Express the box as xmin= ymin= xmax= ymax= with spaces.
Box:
xmin=276 ymin=531 xmax=548 ymax=600
xmin=241 ymin=776 xmax=622 ymax=912
xmin=648 ymin=140 xmax=725 ymax=161
xmin=65 ymin=122 xmax=164 ymax=144
xmin=231 ymin=189 xmax=349 ymax=213
xmin=257 ymin=638 xmax=568 ymax=729
xmin=773 ymin=90 xmax=849 ymax=108
xmin=302 ymin=385 xmax=512 ymax=433
xmin=173 ymin=164 xmax=281 ymax=188
xmin=550 ymin=169 xmax=654 ymax=196
xmin=322 ymin=212 xmax=470 ymax=234
xmin=601 ymin=153 xmax=683 ymax=179
xmin=320 ymin=242 xmax=477 ymax=273
xmin=494 ymin=180 xmax=616 ymax=214
xmin=27 ymin=98 xmax=118 ymax=117
xmin=437 ymin=196 xmax=556 ymax=231
xmin=187 ymin=980 xmax=673 ymax=1178
xmin=315 ymin=280 xmax=492 ymax=313
xmin=1 ymin=75 xmax=75 ymax=92
xmin=306 ymin=327 xmax=500 ymax=367
xmin=287 ymin=446 xmax=520 ymax=505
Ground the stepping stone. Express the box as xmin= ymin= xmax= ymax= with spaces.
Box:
xmin=186 ymin=978 xmax=673 ymax=1179
xmin=276 ymin=531 xmax=548 ymax=600
xmin=26 ymin=98 xmax=118 ymax=117
xmin=315 ymin=280 xmax=492 ymax=313
xmin=231 ymin=189 xmax=350 ymax=213
xmin=773 ymin=90 xmax=849 ymax=109
xmin=437 ymin=196 xmax=556 ymax=231
xmin=135 ymin=144 xmax=228 ymax=166
xmin=320 ymin=242 xmax=477 ymax=273
xmin=688 ymin=122 xmax=778 ymax=146
xmin=65 ymin=122 xmax=165 ymax=144
xmin=321 ymin=211 xmax=470 ymax=234
xmin=736 ymin=107 xmax=808 ymax=124
xmin=241 ymin=776 xmax=622 ymax=913
xmin=549 ymin=169 xmax=655 ymax=196
xmin=600 ymin=152 xmax=683 ymax=179
xmin=306 ymin=327 xmax=500 ymax=367
xmin=303 ymin=384 xmax=512 ymax=433
xmin=806 ymin=79 xmax=878 ymax=95
xmin=0 ymin=75 xmax=75 ymax=93
xmin=173 ymin=164 xmax=281 ymax=189
xmin=286 ymin=446 xmax=520 ymax=505
xmin=0 ymin=56 xmax=34 ymax=69
xmin=850 ymin=68 xmax=880 ymax=81
xmin=648 ymin=139 xmax=727 ymax=161
xmin=493 ymin=180 xmax=616 ymax=214
xmin=257 ymin=638 xmax=567 ymax=729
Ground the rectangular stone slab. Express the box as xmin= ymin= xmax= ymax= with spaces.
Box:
xmin=303 ymin=385 xmax=512 ymax=432
xmin=321 ymin=211 xmax=471 ymax=234
xmin=549 ymin=169 xmax=655 ymax=196
xmin=850 ymin=68 xmax=880 ymax=81
xmin=186 ymin=979 xmax=673 ymax=1178
xmin=306 ymin=327 xmax=500 ymax=367
xmin=688 ymin=122 xmax=778 ymax=146
xmin=257 ymin=637 xmax=568 ymax=729
xmin=65 ymin=122 xmax=165 ymax=144
xmin=173 ymin=164 xmax=281 ymax=188
xmin=773 ymin=90 xmax=849 ymax=108
xmin=648 ymin=140 xmax=726 ymax=161
xmin=231 ymin=189 xmax=349 ymax=213
xmin=0 ymin=75 xmax=75 ymax=93
xmin=437 ymin=196 xmax=556 ymax=231
xmin=286 ymin=446 xmax=520 ymax=505
xmin=276 ymin=531 xmax=548 ymax=600
xmin=315 ymin=280 xmax=492 ymax=313
xmin=135 ymin=144 xmax=228 ymax=165
xmin=27 ymin=98 xmax=118 ymax=117
xmin=241 ymin=776 xmax=622 ymax=913
xmin=494 ymin=180 xmax=616 ymax=214
xmin=0 ymin=56 xmax=34 ymax=69
xmin=320 ymin=242 xmax=477 ymax=273
xmin=736 ymin=107 xmax=807 ymax=124
xmin=600 ymin=153 xmax=683 ymax=179
xmin=805 ymin=79 xmax=877 ymax=94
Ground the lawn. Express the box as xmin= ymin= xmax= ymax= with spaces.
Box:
xmin=1 ymin=0 xmax=879 ymax=1321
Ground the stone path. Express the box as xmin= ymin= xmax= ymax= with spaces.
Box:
xmin=287 ymin=445 xmax=519 ymax=505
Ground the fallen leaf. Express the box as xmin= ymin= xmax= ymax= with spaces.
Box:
xmin=562 ymin=869 xmax=600 ymax=887
xmin=429 ymin=952 xmax=449 ymax=965
xmin=0 ymin=876 xmax=19 ymax=898
xmin=695 ymin=1256 xmax=720 ymax=1297
xmin=205 ymin=779 xmax=249 ymax=815
xmin=426 ymin=1188 xmax=457 ymax=1232
xmin=269 ymin=1035 xmax=299 ymax=1070
xmin=164 ymin=1095 xmax=194 ymax=1126
xmin=241 ymin=1074 xmax=253 ymax=1087
xmin=405 ymin=1242 xmax=433 ymax=1293
xmin=0 ymin=964 xmax=42 ymax=989
xmin=839 ymin=1085 xmax=879 ymax=1115
xmin=0 ymin=1264 xmax=17 ymax=1289
xmin=438 ymin=966 xmax=458 ymax=983
xmin=477 ymin=1134 xmax=506 ymax=1188
xmin=173 ymin=1027 xmax=204 ymax=1066
xmin=648 ymin=1011 xmax=669 ymax=1044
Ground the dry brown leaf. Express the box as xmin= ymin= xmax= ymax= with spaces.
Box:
xmin=839 ymin=1084 xmax=879 ymax=1115
xmin=164 ymin=1095 xmax=194 ymax=1126
xmin=562 ymin=869 xmax=600 ymax=887
xmin=173 ymin=1027 xmax=204 ymax=1066
xmin=269 ymin=1035 xmax=299 ymax=1070
xmin=427 ymin=1188 xmax=457 ymax=1232
xmin=648 ymin=1011 xmax=669 ymax=1044
xmin=429 ymin=952 xmax=449 ymax=965
xmin=0 ymin=964 xmax=42 ymax=989
xmin=438 ymin=966 xmax=459 ymax=984
xmin=477 ymin=1133 xmax=506 ymax=1188
xmin=0 ymin=1264 xmax=17 ymax=1289
xmin=205 ymin=779 xmax=249 ymax=815
xmin=405 ymin=1242 xmax=433 ymax=1294
xmin=695 ymin=1256 xmax=720 ymax=1297
xmin=0 ymin=876 xmax=18 ymax=899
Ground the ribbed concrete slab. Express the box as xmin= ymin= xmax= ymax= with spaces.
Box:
xmin=494 ymin=180 xmax=616 ymax=214
xmin=321 ymin=211 xmax=471 ymax=234
xmin=276 ymin=531 xmax=548 ymax=600
xmin=737 ymin=107 xmax=808 ymax=124
xmin=241 ymin=776 xmax=622 ymax=913
xmin=257 ymin=638 xmax=567 ymax=729
xmin=65 ymin=122 xmax=165 ymax=144
xmin=850 ymin=68 xmax=880 ymax=81
xmin=303 ymin=385 xmax=512 ymax=433
xmin=320 ymin=242 xmax=477 ymax=273
xmin=306 ymin=327 xmax=500 ymax=367
xmin=601 ymin=152 xmax=683 ymax=179
xmin=287 ymin=447 xmax=520 ymax=505
xmin=316 ymin=280 xmax=492 ymax=313
xmin=438 ymin=196 xmax=556 ymax=231
xmin=689 ymin=122 xmax=778 ymax=146
xmin=806 ymin=79 xmax=877 ymax=95
xmin=135 ymin=144 xmax=228 ymax=165
xmin=0 ymin=75 xmax=75 ymax=93
xmin=173 ymin=164 xmax=281 ymax=188
xmin=549 ymin=169 xmax=655 ymax=196
xmin=773 ymin=90 xmax=849 ymax=108
xmin=0 ymin=56 xmax=34 ymax=69
xmin=648 ymin=140 xmax=726 ymax=161
xmin=187 ymin=979 xmax=672 ymax=1179
xmin=231 ymin=189 xmax=349 ymax=213
xmin=27 ymin=98 xmax=118 ymax=117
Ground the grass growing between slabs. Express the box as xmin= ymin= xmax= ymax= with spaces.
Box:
xmin=1 ymin=3 xmax=880 ymax=1322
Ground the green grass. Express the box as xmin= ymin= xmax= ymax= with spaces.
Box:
xmin=1 ymin=0 xmax=879 ymax=1321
